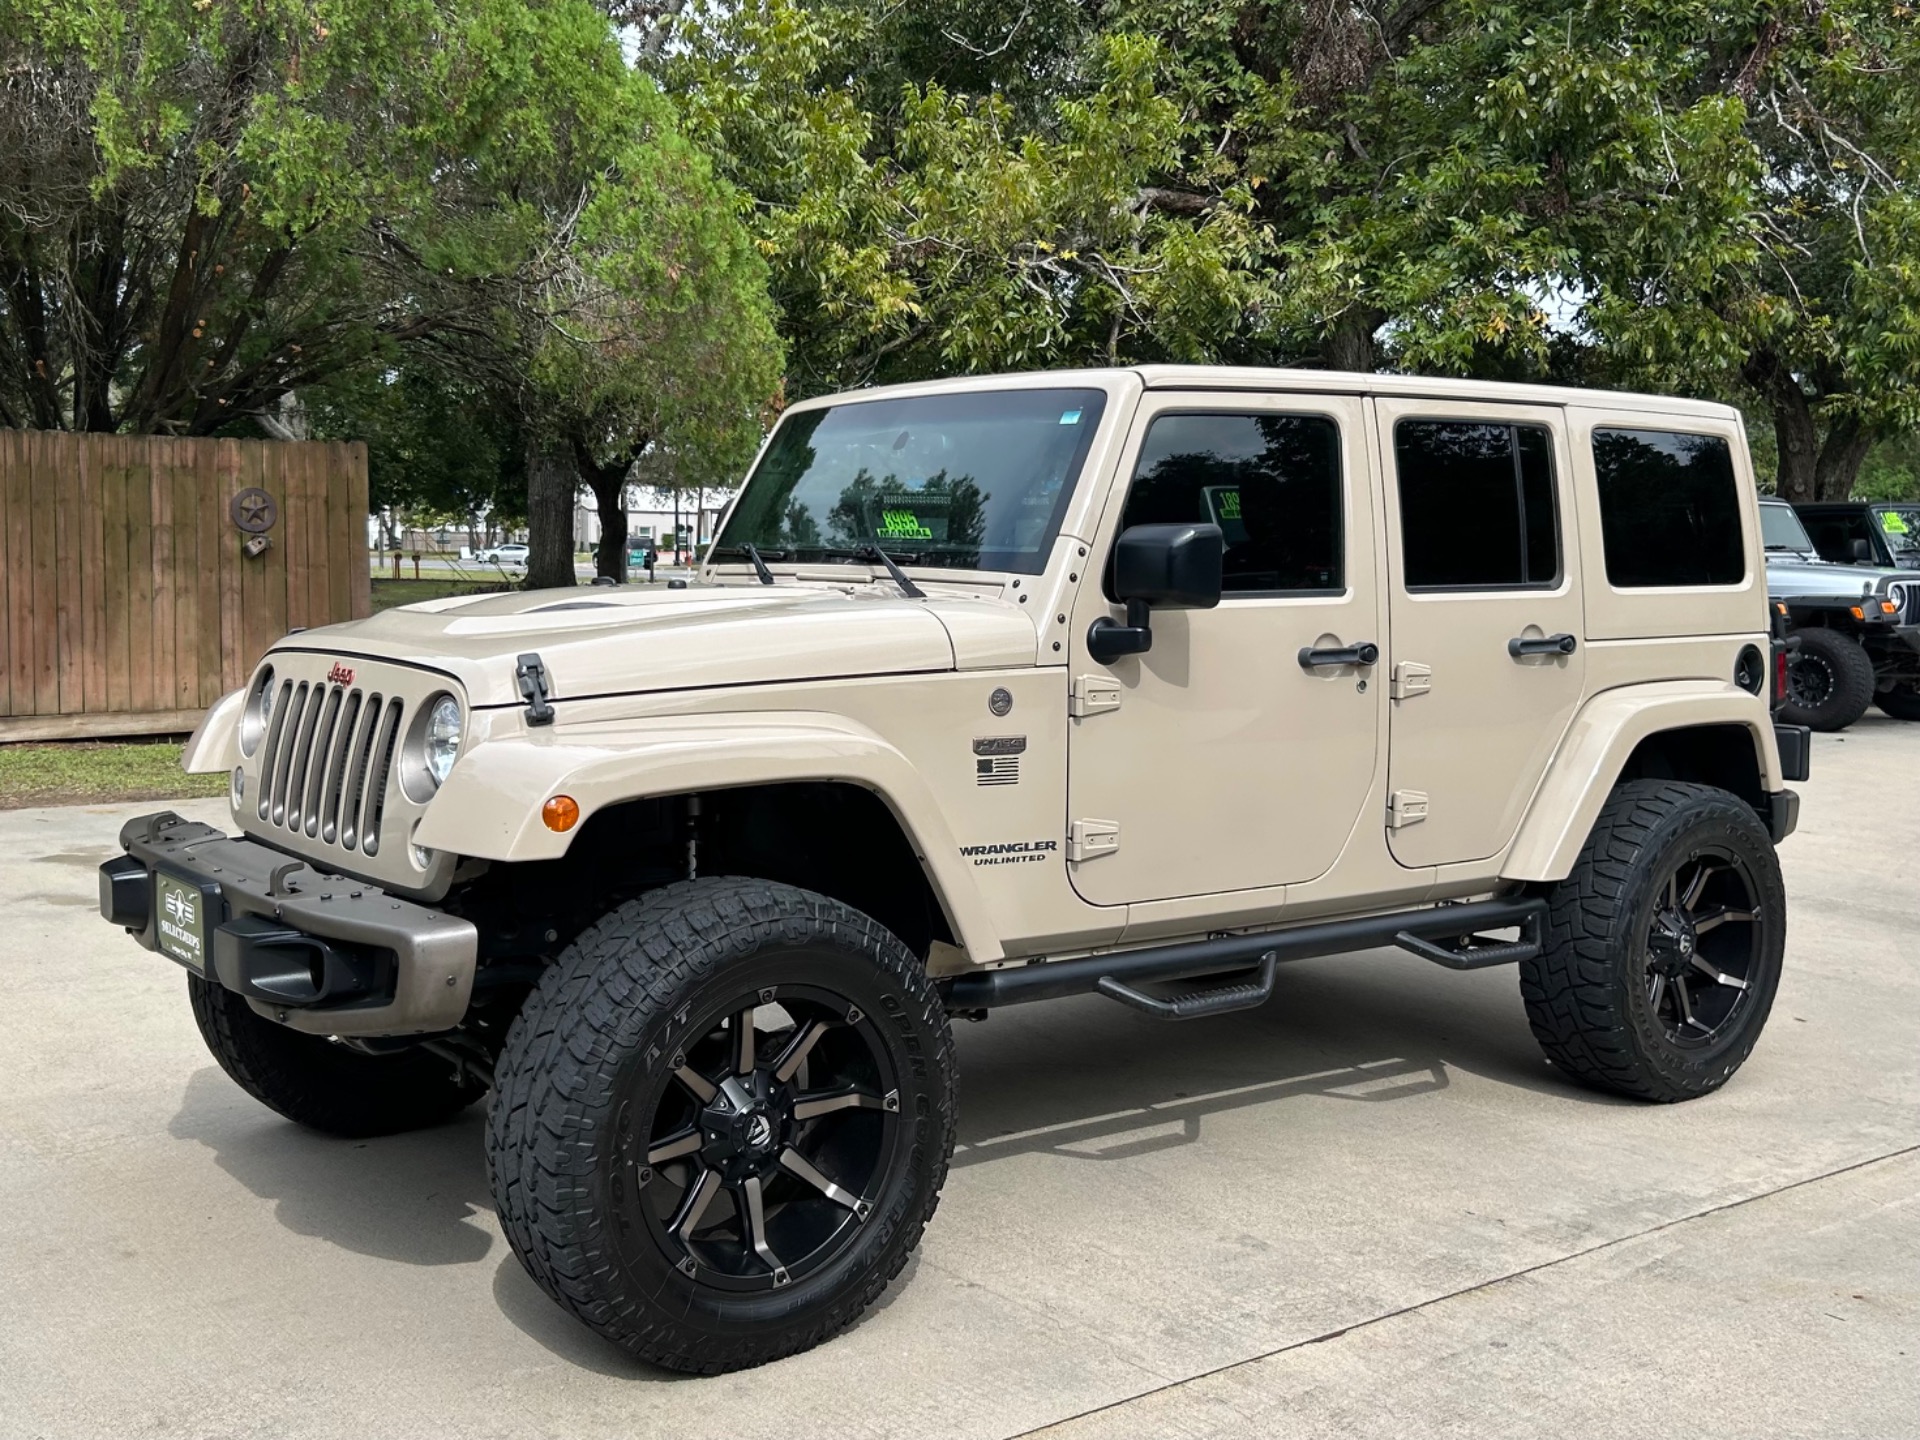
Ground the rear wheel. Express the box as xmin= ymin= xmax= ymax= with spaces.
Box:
xmin=487 ymin=877 xmax=954 ymax=1373
xmin=1521 ymin=780 xmax=1786 ymax=1103
xmin=1779 ymin=627 xmax=1874 ymax=731
xmin=189 ymin=976 xmax=486 ymax=1136
xmin=1873 ymin=681 xmax=1920 ymax=720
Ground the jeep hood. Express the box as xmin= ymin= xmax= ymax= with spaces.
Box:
xmin=273 ymin=582 xmax=1039 ymax=707
xmin=1765 ymin=554 xmax=1897 ymax=597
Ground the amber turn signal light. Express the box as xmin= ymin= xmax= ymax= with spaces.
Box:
xmin=543 ymin=795 xmax=581 ymax=832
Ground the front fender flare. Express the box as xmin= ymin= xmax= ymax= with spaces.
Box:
xmin=412 ymin=710 xmax=1004 ymax=963
xmin=1502 ymin=681 xmax=1782 ymax=883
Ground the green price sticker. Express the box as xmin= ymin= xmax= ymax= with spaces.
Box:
xmin=1880 ymin=511 xmax=1910 ymax=535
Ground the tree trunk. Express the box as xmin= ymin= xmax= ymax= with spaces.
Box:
xmin=1322 ymin=307 xmax=1384 ymax=373
xmin=590 ymin=474 xmax=629 ymax=583
xmin=1814 ymin=414 xmax=1875 ymax=502
xmin=1747 ymin=350 xmax=1819 ymax=502
xmin=525 ymin=438 xmax=578 ymax=589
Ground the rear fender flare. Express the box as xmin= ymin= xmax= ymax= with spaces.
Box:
xmin=1502 ymin=681 xmax=1781 ymax=883
xmin=411 ymin=709 xmax=1003 ymax=962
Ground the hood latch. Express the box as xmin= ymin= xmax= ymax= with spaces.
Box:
xmin=515 ymin=653 xmax=556 ymax=727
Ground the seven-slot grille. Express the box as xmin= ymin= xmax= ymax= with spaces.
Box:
xmin=1891 ymin=581 xmax=1919 ymax=625
xmin=255 ymin=679 xmax=405 ymax=856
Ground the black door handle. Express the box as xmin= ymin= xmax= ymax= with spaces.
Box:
xmin=1508 ymin=632 xmax=1577 ymax=658
xmin=1298 ymin=641 xmax=1380 ymax=669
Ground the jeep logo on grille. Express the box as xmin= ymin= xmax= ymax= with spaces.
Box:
xmin=327 ymin=662 xmax=355 ymax=687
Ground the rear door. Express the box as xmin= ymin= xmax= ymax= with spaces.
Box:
xmin=1375 ymin=400 xmax=1585 ymax=868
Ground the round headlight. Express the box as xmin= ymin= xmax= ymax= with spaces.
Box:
xmin=239 ymin=666 xmax=274 ymax=756
xmin=424 ymin=695 xmax=462 ymax=786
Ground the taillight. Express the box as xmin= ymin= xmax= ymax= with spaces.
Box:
xmin=1773 ymin=643 xmax=1789 ymax=706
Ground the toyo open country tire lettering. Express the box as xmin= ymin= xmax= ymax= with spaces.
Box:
xmin=486 ymin=877 xmax=955 ymax=1374
xmin=1779 ymin=626 xmax=1875 ymax=731
xmin=1521 ymin=780 xmax=1786 ymax=1103
xmin=189 ymin=976 xmax=487 ymax=1137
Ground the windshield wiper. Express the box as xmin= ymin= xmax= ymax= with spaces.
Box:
xmin=710 ymin=543 xmax=777 ymax=585
xmin=815 ymin=545 xmax=926 ymax=599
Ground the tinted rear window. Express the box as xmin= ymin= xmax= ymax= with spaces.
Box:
xmin=1592 ymin=429 xmax=1745 ymax=587
xmin=1395 ymin=421 xmax=1560 ymax=590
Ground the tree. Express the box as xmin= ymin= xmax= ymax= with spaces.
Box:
xmin=509 ymin=138 xmax=782 ymax=585
xmin=670 ymin=1 xmax=1918 ymax=499
xmin=306 ymin=363 xmax=526 ymax=551
xmin=0 ymin=0 xmax=777 ymax=458
xmin=667 ymin=2 xmax=1276 ymax=397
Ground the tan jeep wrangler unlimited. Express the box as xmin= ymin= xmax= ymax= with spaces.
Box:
xmin=100 ymin=367 xmax=1809 ymax=1372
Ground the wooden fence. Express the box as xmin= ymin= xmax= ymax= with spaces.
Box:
xmin=1 ymin=430 xmax=369 ymax=742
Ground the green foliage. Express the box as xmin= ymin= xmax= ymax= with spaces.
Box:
xmin=668 ymin=0 xmax=1918 ymax=497
xmin=307 ymin=365 xmax=525 ymax=531
xmin=1855 ymin=437 xmax=1920 ymax=503
xmin=0 ymin=0 xmax=779 ymax=471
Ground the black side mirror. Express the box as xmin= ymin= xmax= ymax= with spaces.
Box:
xmin=1850 ymin=538 xmax=1873 ymax=562
xmin=1088 ymin=523 xmax=1224 ymax=664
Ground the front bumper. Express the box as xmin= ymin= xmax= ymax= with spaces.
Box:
xmin=99 ymin=811 xmax=477 ymax=1036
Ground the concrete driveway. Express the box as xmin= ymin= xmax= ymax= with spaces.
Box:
xmin=1 ymin=722 xmax=1914 ymax=1439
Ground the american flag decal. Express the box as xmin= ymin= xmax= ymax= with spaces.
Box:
xmin=973 ymin=735 xmax=1026 ymax=787
xmin=976 ymin=755 xmax=1019 ymax=786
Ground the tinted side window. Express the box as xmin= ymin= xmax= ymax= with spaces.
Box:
xmin=1591 ymin=430 xmax=1745 ymax=587
xmin=1395 ymin=421 xmax=1560 ymax=590
xmin=1120 ymin=413 xmax=1342 ymax=594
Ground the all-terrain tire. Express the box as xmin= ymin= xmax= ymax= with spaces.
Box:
xmin=1872 ymin=682 xmax=1920 ymax=721
xmin=188 ymin=975 xmax=486 ymax=1137
xmin=1779 ymin=626 xmax=1875 ymax=731
xmin=487 ymin=877 xmax=956 ymax=1374
xmin=1520 ymin=780 xmax=1786 ymax=1103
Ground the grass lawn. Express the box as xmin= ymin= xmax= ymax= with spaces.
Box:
xmin=0 ymin=738 xmax=227 ymax=810
xmin=371 ymin=577 xmax=512 ymax=611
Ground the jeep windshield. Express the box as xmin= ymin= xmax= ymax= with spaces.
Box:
xmin=716 ymin=388 xmax=1109 ymax=576
xmin=1874 ymin=505 xmax=1920 ymax=565
xmin=1760 ymin=501 xmax=1817 ymax=554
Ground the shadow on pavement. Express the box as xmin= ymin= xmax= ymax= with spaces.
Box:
xmin=950 ymin=948 xmax=1628 ymax=1166
xmin=166 ymin=945 xmax=1620 ymax=1365
xmin=169 ymin=1066 xmax=496 ymax=1266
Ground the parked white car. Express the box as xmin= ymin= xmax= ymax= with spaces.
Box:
xmin=479 ymin=542 xmax=529 ymax=568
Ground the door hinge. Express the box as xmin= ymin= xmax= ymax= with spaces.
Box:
xmin=1067 ymin=818 xmax=1121 ymax=862
xmin=1069 ymin=675 xmax=1122 ymax=718
xmin=1390 ymin=662 xmax=1431 ymax=701
xmin=1387 ymin=790 xmax=1429 ymax=828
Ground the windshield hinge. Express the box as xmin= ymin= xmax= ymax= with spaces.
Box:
xmin=515 ymin=652 xmax=556 ymax=727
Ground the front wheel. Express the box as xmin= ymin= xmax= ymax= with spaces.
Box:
xmin=487 ymin=878 xmax=955 ymax=1374
xmin=1779 ymin=626 xmax=1874 ymax=731
xmin=1520 ymin=780 xmax=1786 ymax=1103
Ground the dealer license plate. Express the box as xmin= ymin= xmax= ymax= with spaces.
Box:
xmin=155 ymin=873 xmax=209 ymax=973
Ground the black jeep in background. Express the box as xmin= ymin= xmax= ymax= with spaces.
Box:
xmin=1795 ymin=500 xmax=1920 ymax=571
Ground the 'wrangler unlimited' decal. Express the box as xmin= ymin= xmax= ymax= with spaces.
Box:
xmin=958 ymin=838 xmax=1058 ymax=867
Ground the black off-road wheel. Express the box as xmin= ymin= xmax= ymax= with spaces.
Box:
xmin=1521 ymin=780 xmax=1786 ymax=1103
xmin=188 ymin=975 xmax=487 ymax=1137
xmin=487 ymin=878 xmax=955 ymax=1374
xmin=1779 ymin=626 xmax=1874 ymax=731
xmin=1873 ymin=681 xmax=1920 ymax=720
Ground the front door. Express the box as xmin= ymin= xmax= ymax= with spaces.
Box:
xmin=1375 ymin=400 xmax=1585 ymax=868
xmin=1066 ymin=394 xmax=1381 ymax=906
